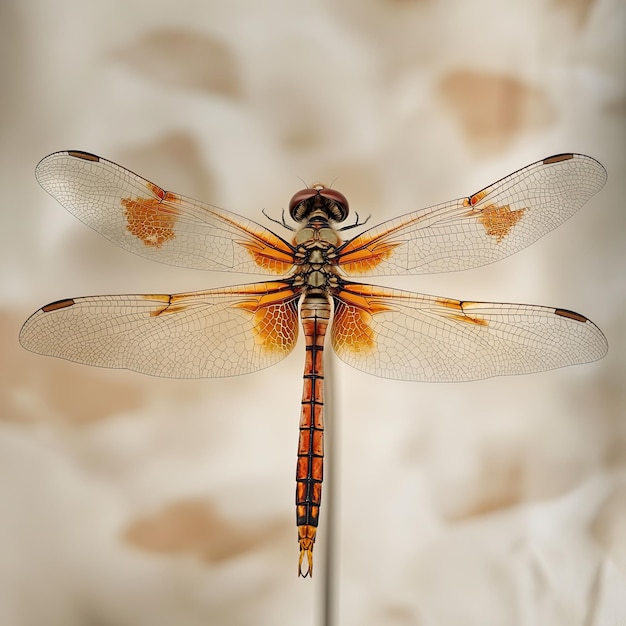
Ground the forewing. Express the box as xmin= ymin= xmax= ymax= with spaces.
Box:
xmin=338 ymin=154 xmax=606 ymax=276
xmin=20 ymin=282 xmax=300 ymax=378
xmin=36 ymin=151 xmax=295 ymax=274
xmin=331 ymin=283 xmax=607 ymax=382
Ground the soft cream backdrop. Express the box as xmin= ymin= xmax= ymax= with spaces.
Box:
xmin=1 ymin=1 xmax=624 ymax=625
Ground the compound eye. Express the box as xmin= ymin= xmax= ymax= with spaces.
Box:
xmin=319 ymin=188 xmax=349 ymax=222
xmin=288 ymin=189 xmax=318 ymax=220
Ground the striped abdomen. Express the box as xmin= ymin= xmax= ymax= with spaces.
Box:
xmin=296 ymin=292 xmax=330 ymax=577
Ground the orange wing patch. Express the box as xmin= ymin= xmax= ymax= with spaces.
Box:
xmin=252 ymin=302 xmax=299 ymax=353
xmin=237 ymin=239 xmax=295 ymax=274
xmin=332 ymin=285 xmax=394 ymax=354
xmin=233 ymin=285 xmax=299 ymax=354
xmin=332 ymin=303 xmax=377 ymax=353
xmin=122 ymin=191 xmax=181 ymax=248
xmin=465 ymin=203 xmax=526 ymax=243
xmin=338 ymin=241 xmax=401 ymax=275
xmin=200 ymin=210 xmax=295 ymax=275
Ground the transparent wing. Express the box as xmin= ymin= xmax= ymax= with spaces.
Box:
xmin=20 ymin=281 xmax=301 ymax=378
xmin=337 ymin=154 xmax=606 ymax=276
xmin=331 ymin=282 xmax=607 ymax=382
xmin=36 ymin=151 xmax=296 ymax=274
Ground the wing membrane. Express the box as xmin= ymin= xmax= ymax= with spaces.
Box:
xmin=331 ymin=283 xmax=607 ymax=382
xmin=36 ymin=151 xmax=295 ymax=274
xmin=20 ymin=282 xmax=300 ymax=378
xmin=338 ymin=154 xmax=606 ymax=276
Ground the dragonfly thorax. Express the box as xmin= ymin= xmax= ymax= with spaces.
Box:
xmin=291 ymin=265 xmax=342 ymax=290
xmin=291 ymin=226 xmax=342 ymax=290
xmin=293 ymin=225 xmax=341 ymax=247
xmin=293 ymin=220 xmax=341 ymax=268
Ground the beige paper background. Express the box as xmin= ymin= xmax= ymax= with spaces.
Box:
xmin=1 ymin=1 xmax=624 ymax=625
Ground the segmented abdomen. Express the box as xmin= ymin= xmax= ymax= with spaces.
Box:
xmin=296 ymin=292 xmax=330 ymax=577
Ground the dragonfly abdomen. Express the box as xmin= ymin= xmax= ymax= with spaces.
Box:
xmin=296 ymin=292 xmax=330 ymax=577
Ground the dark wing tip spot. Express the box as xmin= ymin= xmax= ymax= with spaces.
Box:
xmin=555 ymin=308 xmax=587 ymax=323
xmin=42 ymin=298 xmax=76 ymax=312
xmin=542 ymin=154 xmax=574 ymax=165
xmin=67 ymin=150 xmax=100 ymax=162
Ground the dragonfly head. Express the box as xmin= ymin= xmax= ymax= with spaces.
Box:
xmin=288 ymin=184 xmax=349 ymax=224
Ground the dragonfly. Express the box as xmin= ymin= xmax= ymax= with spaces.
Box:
xmin=20 ymin=150 xmax=608 ymax=577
